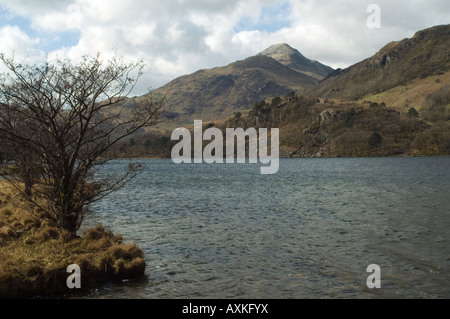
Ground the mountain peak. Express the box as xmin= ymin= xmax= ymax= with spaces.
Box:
xmin=258 ymin=43 xmax=302 ymax=57
xmin=258 ymin=43 xmax=333 ymax=79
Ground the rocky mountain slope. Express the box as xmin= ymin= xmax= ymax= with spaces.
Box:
xmin=310 ymin=24 xmax=450 ymax=103
xmin=258 ymin=43 xmax=334 ymax=80
xmin=110 ymin=25 xmax=450 ymax=158
xmin=147 ymin=44 xmax=334 ymax=126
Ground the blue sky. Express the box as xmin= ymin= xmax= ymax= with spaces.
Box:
xmin=0 ymin=0 xmax=449 ymax=95
xmin=0 ymin=5 xmax=79 ymax=52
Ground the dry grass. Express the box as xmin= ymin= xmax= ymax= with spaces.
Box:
xmin=0 ymin=180 xmax=146 ymax=299
xmin=361 ymin=71 xmax=450 ymax=112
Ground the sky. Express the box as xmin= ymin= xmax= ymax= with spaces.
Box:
xmin=0 ymin=0 xmax=448 ymax=95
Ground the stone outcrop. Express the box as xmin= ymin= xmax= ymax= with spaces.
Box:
xmin=303 ymin=109 xmax=338 ymax=146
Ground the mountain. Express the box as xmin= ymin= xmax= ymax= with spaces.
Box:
xmin=147 ymin=44 xmax=334 ymax=126
xmin=310 ymin=24 xmax=450 ymax=104
xmin=258 ymin=43 xmax=334 ymax=80
xmin=110 ymin=25 xmax=449 ymax=158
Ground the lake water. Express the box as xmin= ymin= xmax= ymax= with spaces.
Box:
xmin=84 ymin=157 xmax=450 ymax=299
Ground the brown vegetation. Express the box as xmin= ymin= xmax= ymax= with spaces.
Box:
xmin=113 ymin=91 xmax=449 ymax=159
xmin=136 ymin=52 xmax=324 ymax=126
xmin=0 ymin=180 xmax=145 ymax=299
xmin=214 ymin=93 xmax=449 ymax=157
xmin=311 ymin=25 xmax=450 ymax=101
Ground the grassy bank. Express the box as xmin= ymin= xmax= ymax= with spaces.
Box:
xmin=0 ymin=180 xmax=146 ymax=299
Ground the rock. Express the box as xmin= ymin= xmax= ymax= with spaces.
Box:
xmin=318 ymin=109 xmax=338 ymax=127
xmin=314 ymin=131 xmax=328 ymax=145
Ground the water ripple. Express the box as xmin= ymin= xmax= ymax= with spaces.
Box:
xmin=85 ymin=157 xmax=450 ymax=299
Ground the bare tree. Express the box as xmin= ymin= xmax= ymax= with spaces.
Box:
xmin=0 ymin=53 xmax=165 ymax=235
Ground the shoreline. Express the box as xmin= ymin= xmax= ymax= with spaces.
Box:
xmin=110 ymin=154 xmax=450 ymax=161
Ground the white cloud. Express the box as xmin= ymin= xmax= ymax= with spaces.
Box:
xmin=0 ymin=0 xmax=449 ymax=94
xmin=0 ymin=25 xmax=45 ymax=75
xmin=0 ymin=0 xmax=71 ymax=16
xmin=0 ymin=25 xmax=41 ymax=58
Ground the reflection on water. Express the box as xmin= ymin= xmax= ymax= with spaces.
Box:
xmin=83 ymin=157 xmax=450 ymax=299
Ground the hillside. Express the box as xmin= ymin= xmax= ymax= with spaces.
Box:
xmin=223 ymin=94 xmax=449 ymax=157
xmin=310 ymin=25 xmax=450 ymax=103
xmin=143 ymin=44 xmax=333 ymax=127
xmin=110 ymin=92 xmax=449 ymax=159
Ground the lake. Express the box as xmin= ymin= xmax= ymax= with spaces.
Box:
xmin=83 ymin=157 xmax=450 ymax=299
